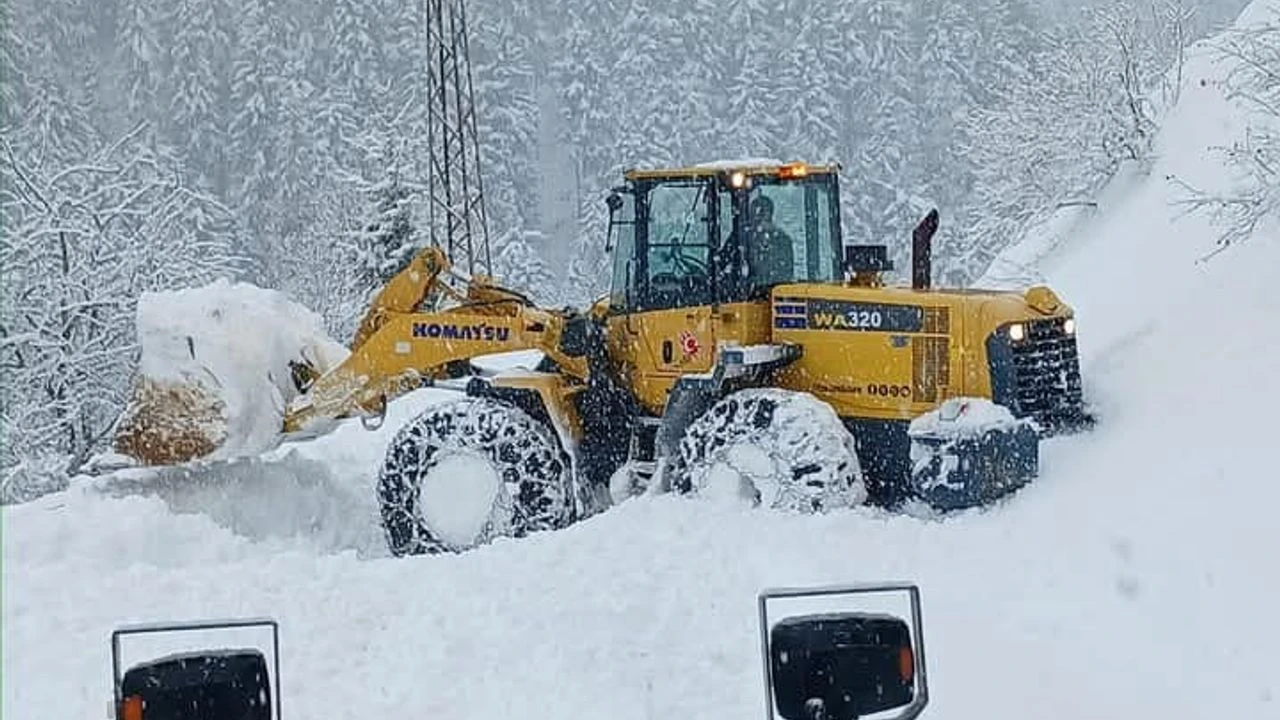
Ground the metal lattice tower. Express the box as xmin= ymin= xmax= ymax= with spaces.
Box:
xmin=422 ymin=0 xmax=491 ymax=277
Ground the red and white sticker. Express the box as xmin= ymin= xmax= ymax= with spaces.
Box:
xmin=679 ymin=330 xmax=700 ymax=357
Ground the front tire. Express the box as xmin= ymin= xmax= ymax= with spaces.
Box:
xmin=666 ymin=389 xmax=867 ymax=512
xmin=377 ymin=396 xmax=576 ymax=556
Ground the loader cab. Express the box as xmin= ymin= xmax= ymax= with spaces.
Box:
xmin=606 ymin=162 xmax=845 ymax=315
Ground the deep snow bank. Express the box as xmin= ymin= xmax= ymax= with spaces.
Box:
xmin=90 ymin=386 xmax=462 ymax=558
xmin=5 ymin=4 xmax=1280 ymax=720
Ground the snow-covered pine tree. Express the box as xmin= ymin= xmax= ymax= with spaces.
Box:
xmin=0 ymin=0 xmax=27 ymax=131
xmin=492 ymin=228 xmax=557 ymax=303
xmin=353 ymin=148 xmax=420 ymax=298
xmin=471 ymin=0 xmax=546 ymax=292
xmin=165 ymin=0 xmax=235 ymax=197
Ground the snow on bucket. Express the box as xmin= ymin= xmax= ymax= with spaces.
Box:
xmin=114 ymin=279 xmax=349 ymax=465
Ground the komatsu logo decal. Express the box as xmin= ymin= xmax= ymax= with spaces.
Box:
xmin=412 ymin=322 xmax=511 ymax=342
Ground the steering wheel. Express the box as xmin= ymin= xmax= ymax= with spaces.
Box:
xmin=665 ymin=242 xmax=708 ymax=277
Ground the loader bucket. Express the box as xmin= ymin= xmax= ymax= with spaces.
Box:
xmin=111 ymin=278 xmax=351 ymax=467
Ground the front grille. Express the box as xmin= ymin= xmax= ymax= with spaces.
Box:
xmin=1006 ymin=318 xmax=1085 ymax=431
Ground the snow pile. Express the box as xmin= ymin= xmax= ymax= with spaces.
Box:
xmin=114 ymin=279 xmax=350 ymax=464
xmin=469 ymin=349 xmax=546 ymax=375
xmin=92 ymin=386 xmax=461 ymax=559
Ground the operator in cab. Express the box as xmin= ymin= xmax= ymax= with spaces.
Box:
xmin=744 ymin=193 xmax=795 ymax=291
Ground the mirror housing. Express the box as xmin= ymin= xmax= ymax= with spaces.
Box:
xmin=604 ymin=187 xmax=628 ymax=251
xmin=760 ymin=583 xmax=928 ymax=720
xmin=112 ymin=617 xmax=281 ymax=720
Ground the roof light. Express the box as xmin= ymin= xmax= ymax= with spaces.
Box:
xmin=729 ymin=171 xmax=747 ymax=188
xmin=778 ymin=162 xmax=809 ymax=179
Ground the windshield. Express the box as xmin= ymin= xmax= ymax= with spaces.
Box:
xmin=738 ymin=175 xmax=842 ymax=296
xmin=644 ymin=180 xmax=713 ymax=309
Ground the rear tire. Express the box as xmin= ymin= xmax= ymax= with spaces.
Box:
xmin=667 ymin=389 xmax=867 ymax=512
xmin=377 ymin=396 xmax=576 ymax=556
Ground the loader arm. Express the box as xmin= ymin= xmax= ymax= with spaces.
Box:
xmin=282 ymin=275 xmax=591 ymax=436
xmin=350 ymin=245 xmax=453 ymax=351
xmin=112 ymin=243 xmax=594 ymax=465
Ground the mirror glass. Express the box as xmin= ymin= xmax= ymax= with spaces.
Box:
xmin=121 ymin=651 xmax=272 ymax=720
xmin=760 ymin=584 xmax=926 ymax=720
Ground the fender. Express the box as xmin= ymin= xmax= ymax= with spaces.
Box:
xmin=654 ymin=343 xmax=802 ymax=463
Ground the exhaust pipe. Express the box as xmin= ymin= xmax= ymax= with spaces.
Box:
xmin=912 ymin=209 xmax=939 ymax=290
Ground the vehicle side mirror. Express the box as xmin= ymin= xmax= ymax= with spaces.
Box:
xmin=112 ymin=618 xmax=280 ymax=720
xmin=605 ymin=191 xmax=624 ymax=251
xmin=760 ymin=583 xmax=928 ymax=720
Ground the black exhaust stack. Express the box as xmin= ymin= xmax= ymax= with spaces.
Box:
xmin=912 ymin=209 xmax=939 ymax=290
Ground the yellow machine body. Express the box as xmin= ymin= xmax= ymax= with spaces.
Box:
xmin=273 ymin=159 xmax=1083 ymax=482
xmin=602 ymin=283 xmax=1072 ymax=424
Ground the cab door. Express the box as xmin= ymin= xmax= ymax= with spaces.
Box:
xmin=604 ymin=176 xmax=719 ymax=415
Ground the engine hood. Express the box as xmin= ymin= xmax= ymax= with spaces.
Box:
xmin=769 ymin=282 xmax=1074 ymax=334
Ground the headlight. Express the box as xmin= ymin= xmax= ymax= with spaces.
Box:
xmin=1063 ymin=318 xmax=1076 ymax=335
xmin=1009 ymin=323 xmax=1026 ymax=342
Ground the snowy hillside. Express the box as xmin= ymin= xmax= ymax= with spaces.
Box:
xmin=5 ymin=6 xmax=1280 ymax=720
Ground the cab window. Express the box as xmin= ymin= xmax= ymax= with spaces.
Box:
xmin=635 ymin=178 xmax=714 ymax=312
xmin=741 ymin=177 xmax=841 ymax=295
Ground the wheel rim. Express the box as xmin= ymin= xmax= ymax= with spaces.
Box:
xmin=418 ymin=450 xmax=503 ymax=549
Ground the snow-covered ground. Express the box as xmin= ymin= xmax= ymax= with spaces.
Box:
xmin=5 ymin=4 xmax=1280 ymax=719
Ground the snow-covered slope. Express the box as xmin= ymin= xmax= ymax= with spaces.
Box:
xmin=5 ymin=5 xmax=1280 ymax=720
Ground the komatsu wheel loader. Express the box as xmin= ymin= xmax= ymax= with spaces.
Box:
xmin=115 ymin=160 xmax=1090 ymax=556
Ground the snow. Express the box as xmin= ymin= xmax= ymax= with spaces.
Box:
xmin=126 ymin=278 xmax=351 ymax=461
xmin=906 ymin=397 xmax=1023 ymax=439
xmin=692 ymin=157 xmax=787 ymax=169
xmin=418 ymin=451 xmax=503 ymax=548
xmin=5 ymin=5 xmax=1280 ymax=720
xmin=703 ymin=445 xmax=778 ymax=504
xmin=469 ymin=349 xmax=547 ymax=375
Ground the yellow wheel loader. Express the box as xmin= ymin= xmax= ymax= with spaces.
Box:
xmin=115 ymin=160 xmax=1090 ymax=556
